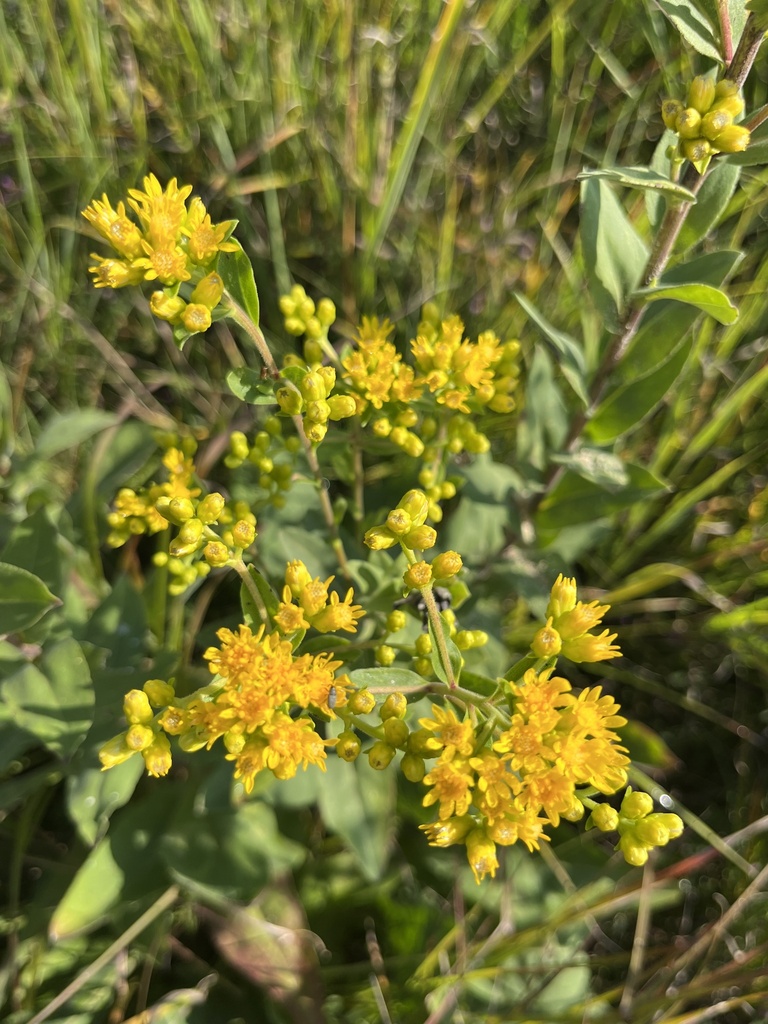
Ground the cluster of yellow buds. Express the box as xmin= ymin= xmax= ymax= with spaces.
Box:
xmin=82 ymin=175 xmax=238 ymax=338
xmin=279 ymin=285 xmax=337 ymax=364
xmin=661 ymin=76 xmax=750 ymax=167
xmin=105 ymin=445 xmax=200 ymax=547
xmin=275 ymin=365 xmax=357 ymax=444
xmin=99 ymin=625 xmax=355 ymax=789
xmin=416 ymin=470 xmax=460 ymax=523
xmin=224 ymin=419 xmax=301 ymax=509
xmin=273 ymin=559 xmax=365 ymax=635
xmin=364 ymin=489 xmax=441 ymax=554
xmin=409 ymin=625 xmax=488 ymax=677
xmin=531 ymin=573 xmax=621 ymax=663
xmin=589 ymin=789 xmax=684 ymax=867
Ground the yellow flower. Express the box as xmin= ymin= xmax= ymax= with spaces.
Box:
xmin=419 ymin=815 xmax=475 ymax=847
xmin=82 ymin=195 xmax=145 ymax=259
xmin=133 ymin=241 xmax=192 ymax=285
xmin=274 ymin=596 xmax=311 ymax=634
xmin=468 ymin=750 xmax=520 ymax=822
xmin=561 ymin=628 xmax=621 ymax=663
xmin=261 ymin=712 xmax=327 ymax=780
xmin=465 ymin=828 xmax=499 ymax=884
xmin=127 ymin=174 xmax=193 ymax=249
xmin=422 ymin=758 xmax=475 ymax=819
xmin=88 ymin=255 xmax=146 ymax=289
xmin=184 ymin=196 xmax=239 ymax=264
xmin=418 ymin=705 xmax=476 ymax=761
xmin=310 ymin=589 xmax=365 ymax=633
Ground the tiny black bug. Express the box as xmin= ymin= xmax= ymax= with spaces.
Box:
xmin=394 ymin=586 xmax=452 ymax=630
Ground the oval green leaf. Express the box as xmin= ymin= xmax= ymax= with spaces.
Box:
xmin=0 ymin=562 xmax=59 ymax=632
xmin=634 ymin=283 xmax=738 ymax=325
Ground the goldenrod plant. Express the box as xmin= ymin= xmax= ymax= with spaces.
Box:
xmin=3 ymin=2 xmax=768 ymax=1022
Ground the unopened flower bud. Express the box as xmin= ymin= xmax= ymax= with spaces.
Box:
xmin=403 ymin=561 xmax=432 ymax=589
xmin=618 ymin=833 xmax=650 ymax=867
xmin=276 ymin=386 xmax=303 ymax=415
xmin=404 ymin=525 xmax=437 ymax=551
xmin=317 ymin=297 xmax=336 ymax=326
xmin=546 ymin=574 xmax=577 ymax=619
xmin=714 ymin=78 xmax=739 ymax=100
xmin=687 ymin=74 xmax=715 ymax=114
xmin=197 ymin=492 xmax=226 ymax=524
xmin=420 ymin=815 xmax=474 ymax=847
xmin=336 ymin=730 xmax=362 ymax=761
xmin=701 ymin=108 xmax=732 ymax=141
xmin=125 ymin=723 xmax=155 ymax=751
xmin=364 ymin=526 xmax=397 ymax=550
xmin=348 ymin=689 xmax=376 ymax=715
xmin=368 ymin=740 xmax=396 ymax=770
xmin=372 ymin=417 xmax=392 ymax=437
xmin=190 ymin=271 xmax=224 ymax=309
xmin=590 ymin=803 xmax=619 ymax=832
xmin=401 ymin=753 xmax=426 ymax=782
xmin=375 ymin=644 xmax=396 ymax=666
xmin=413 ymin=656 xmax=432 ymax=677
xmin=327 ymin=395 xmax=357 ymax=419
xmin=124 ymin=688 xmax=153 ymax=724
xmin=621 ymin=790 xmax=654 ymax=820
xmin=300 ymin=371 xmax=326 ymax=402
xmin=466 ymin=829 xmax=499 ymax=884
xmin=431 ymin=550 xmax=462 ymax=580
xmin=397 ymin=489 xmax=430 ymax=527
xmin=386 ymin=609 xmax=407 ymax=632
xmin=383 ymin=717 xmax=409 ymax=747
xmin=682 ymin=137 xmax=712 ymax=162
xmin=304 ymin=420 xmax=327 ymax=444
xmin=142 ymin=733 xmax=172 ymax=777
xmin=203 ymin=541 xmax=230 ymax=567
xmin=284 ymin=316 xmax=305 ymax=336
xmin=98 ymin=734 xmax=135 ymax=769
xmin=531 ymin=620 xmax=563 ymax=658
xmin=305 ymin=399 xmax=331 ymax=424
xmin=143 ymin=679 xmax=175 ymax=706
xmin=414 ymin=633 xmax=432 ymax=656
xmin=380 ymin=692 xmax=407 ymax=721
xmin=713 ymin=124 xmax=750 ymax=153
xmin=232 ymin=519 xmax=257 ymax=549
xmin=675 ymin=107 xmax=702 ymax=139
xmin=711 ymin=92 xmax=745 ymax=118
xmin=181 ymin=303 xmax=212 ymax=333
xmin=661 ymin=98 xmax=684 ymax=130
xmin=386 ymin=508 xmax=413 ymax=536
xmin=150 ymin=291 xmax=187 ymax=323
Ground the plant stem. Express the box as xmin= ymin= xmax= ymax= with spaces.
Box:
xmin=225 ymin=295 xmax=351 ymax=579
xmin=420 ymin=583 xmax=457 ymax=689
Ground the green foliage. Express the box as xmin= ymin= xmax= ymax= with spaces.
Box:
xmin=2 ymin=1 xmax=768 ymax=1022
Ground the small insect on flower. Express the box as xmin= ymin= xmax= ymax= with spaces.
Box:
xmin=394 ymin=586 xmax=452 ymax=630
xmin=328 ymin=685 xmax=337 ymax=710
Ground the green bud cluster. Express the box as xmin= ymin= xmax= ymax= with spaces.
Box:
xmin=587 ymin=788 xmax=684 ymax=867
xmin=661 ymin=77 xmax=750 ymax=169
xmin=275 ymin=364 xmax=357 ymax=445
xmin=223 ymin=418 xmax=300 ymax=507
xmin=153 ymin=491 xmax=257 ymax=595
xmin=279 ymin=283 xmax=337 ymax=363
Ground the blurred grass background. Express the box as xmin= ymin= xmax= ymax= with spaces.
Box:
xmin=2 ymin=0 xmax=768 ymax=1020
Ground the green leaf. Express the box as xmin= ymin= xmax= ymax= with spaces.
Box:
xmin=536 ymin=464 xmax=670 ymax=530
xmin=1 ymin=507 xmax=64 ymax=594
xmin=578 ymin=166 xmax=697 ymax=202
xmin=620 ymin=720 xmax=678 ymax=769
xmin=50 ymin=792 xmax=170 ymax=938
xmin=587 ymin=337 xmax=693 ymax=443
xmin=620 ymin=250 xmax=743 ymax=378
xmin=66 ymin=759 xmax=144 ymax=847
xmin=0 ymin=562 xmax=59 ymax=632
xmin=516 ymin=347 xmax=568 ymax=471
xmin=33 ymin=409 xmax=118 ymax=461
xmin=226 ymin=367 xmax=278 ymax=405
xmin=580 ymin=177 xmax=648 ymax=332
xmin=654 ymin=0 xmax=723 ymax=61
xmin=220 ymin=240 xmax=260 ymax=326
xmin=348 ymin=667 xmax=428 ymax=692
xmin=0 ymin=638 xmax=94 ymax=759
xmin=428 ymin=614 xmax=463 ymax=687
xmin=160 ymin=802 xmax=304 ymax=898
xmin=317 ymin=756 xmax=397 ymax=882
xmin=240 ymin=565 xmax=279 ymax=628
xmin=677 ymin=162 xmax=740 ymax=250
xmin=634 ymin=283 xmax=738 ymax=324
xmin=515 ymin=293 xmax=588 ymax=405
xmin=550 ymin=448 xmax=629 ymax=488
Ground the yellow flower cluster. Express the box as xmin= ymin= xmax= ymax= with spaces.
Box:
xmin=224 ymin=419 xmax=301 ymax=510
xmin=275 ymin=365 xmax=357 ymax=444
xmin=417 ymin=669 xmax=630 ymax=882
xmin=105 ymin=442 xmax=259 ymax=594
xmin=106 ymin=447 xmax=200 ymax=547
xmin=274 ymin=559 xmax=365 ymax=635
xmin=531 ymin=573 xmax=621 ymax=663
xmin=661 ymin=76 xmax=750 ymax=165
xmin=83 ymin=174 xmax=237 ymax=334
xmin=99 ymin=624 xmax=352 ymax=791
